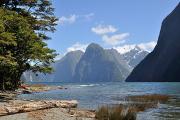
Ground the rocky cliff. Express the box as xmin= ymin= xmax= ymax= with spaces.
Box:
xmin=126 ymin=3 xmax=180 ymax=82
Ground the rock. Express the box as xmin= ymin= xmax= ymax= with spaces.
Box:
xmin=45 ymin=100 xmax=78 ymax=108
xmin=22 ymin=90 xmax=32 ymax=94
xmin=69 ymin=109 xmax=96 ymax=118
xmin=18 ymin=84 xmax=63 ymax=93
xmin=57 ymin=86 xmax=66 ymax=89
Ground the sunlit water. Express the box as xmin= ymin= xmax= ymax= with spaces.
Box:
xmin=17 ymin=82 xmax=180 ymax=120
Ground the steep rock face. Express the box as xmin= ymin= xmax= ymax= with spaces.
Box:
xmin=73 ymin=43 xmax=131 ymax=82
xmin=53 ymin=50 xmax=84 ymax=82
xmin=106 ymin=48 xmax=132 ymax=76
xmin=126 ymin=3 xmax=180 ymax=82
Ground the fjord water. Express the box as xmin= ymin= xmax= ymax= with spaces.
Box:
xmin=18 ymin=82 xmax=180 ymax=120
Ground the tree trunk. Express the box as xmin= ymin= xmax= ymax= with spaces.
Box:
xmin=13 ymin=70 xmax=23 ymax=90
xmin=2 ymin=78 xmax=5 ymax=91
xmin=1 ymin=73 xmax=5 ymax=91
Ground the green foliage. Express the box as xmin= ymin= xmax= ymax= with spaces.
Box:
xmin=0 ymin=0 xmax=58 ymax=33
xmin=0 ymin=0 xmax=58 ymax=90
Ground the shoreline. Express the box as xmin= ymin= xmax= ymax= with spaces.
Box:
xmin=0 ymin=99 xmax=95 ymax=120
xmin=0 ymin=84 xmax=96 ymax=120
xmin=0 ymin=84 xmax=175 ymax=120
xmin=0 ymin=98 xmax=95 ymax=120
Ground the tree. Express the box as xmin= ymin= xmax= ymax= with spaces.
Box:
xmin=0 ymin=0 xmax=58 ymax=33
xmin=0 ymin=0 xmax=58 ymax=90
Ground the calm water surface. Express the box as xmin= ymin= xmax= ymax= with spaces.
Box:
xmin=17 ymin=82 xmax=180 ymax=120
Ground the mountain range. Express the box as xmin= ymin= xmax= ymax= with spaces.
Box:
xmin=22 ymin=3 xmax=180 ymax=83
xmin=22 ymin=43 xmax=149 ymax=83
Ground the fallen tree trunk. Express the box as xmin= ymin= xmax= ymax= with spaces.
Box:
xmin=0 ymin=100 xmax=78 ymax=116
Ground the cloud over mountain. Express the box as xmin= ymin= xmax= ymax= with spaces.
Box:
xmin=67 ymin=43 xmax=88 ymax=52
xmin=91 ymin=24 xmax=130 ymax=45
xmin=67 ymin=41 xmax=156 ymax=55
xmin=113 ymin=41 xmax=157 ymax=54
xmin=102 ymin=33 xmax=130 ymax=45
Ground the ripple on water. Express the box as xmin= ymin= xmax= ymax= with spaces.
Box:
xmin=17 ymin=82 xmax=180 ymax=119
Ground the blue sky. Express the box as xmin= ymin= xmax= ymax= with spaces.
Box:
xmin=47 ymin=0 xmax=179 ymax=55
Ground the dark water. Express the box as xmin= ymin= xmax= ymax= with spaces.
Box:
xmin=17 ymin=82 xmax=180 ymax=120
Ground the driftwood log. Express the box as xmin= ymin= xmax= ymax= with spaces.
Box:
xmin=0 ymin=100 xmax=78 ymax=116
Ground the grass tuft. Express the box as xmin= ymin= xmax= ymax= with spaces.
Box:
xmin=95 ymin=94 xmax=170 ymax=120
xmin=95 ymin=105 xmax=136 ymax=120
xmin=127 ymin=94 xmax=169 ymax=103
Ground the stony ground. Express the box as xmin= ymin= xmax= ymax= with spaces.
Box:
xmin=0 ymin=108 xmax=95 ymax=120
xmin=0 ymin=100 xmax=95 ymax=120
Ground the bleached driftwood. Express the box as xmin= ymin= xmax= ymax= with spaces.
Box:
xmin=0 ymin=100 xmax=78 ymax=116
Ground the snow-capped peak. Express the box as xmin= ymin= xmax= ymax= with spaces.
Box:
xmin=113 ymin=41 xmax=156 ymax=54
xmin=113 ymin=45 xmax=136 ymax=54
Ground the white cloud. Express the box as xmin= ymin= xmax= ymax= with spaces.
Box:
xmin=114 ymin=41 xmax=157 ymax=54
xmin=65 ymin=41 xmax=156 ymax=56
xmin=67 ymin=42 xmax=88 ymax=52
xmin=102 ymin=33 xmax=130 ymax=46
xmin=138 ymin=41 xmax=157 ymax=52
xmin=84 ymin=13 xmax=95 ymax=20
xmin=58 ymin=13 xmax=94 ymax=25
xmin=59 ymin=14 xmax=78 ymax=25
xmin=91 ymin=24 xmax=130 ymax=45
xmin=91 ymin=25 xmax=118 ymax=35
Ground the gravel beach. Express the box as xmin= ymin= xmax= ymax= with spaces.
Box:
xmin=0 ymin=108 xmax=95 ymax=120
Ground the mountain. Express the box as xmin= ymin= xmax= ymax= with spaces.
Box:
xmin=73 ymin=43 xmax=131 ymax=82
xmin=126 ymin=3 xmax=180 ymax=82
xmin=53 ymin=50 xmax=84 ymax=82
xmin=22 ymin=43 xmax=149 ymax=83
xmin=21 ymin=50 xmax=83 ymax=83
xmin=122 ymin=46 xmax=149 ymax=68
